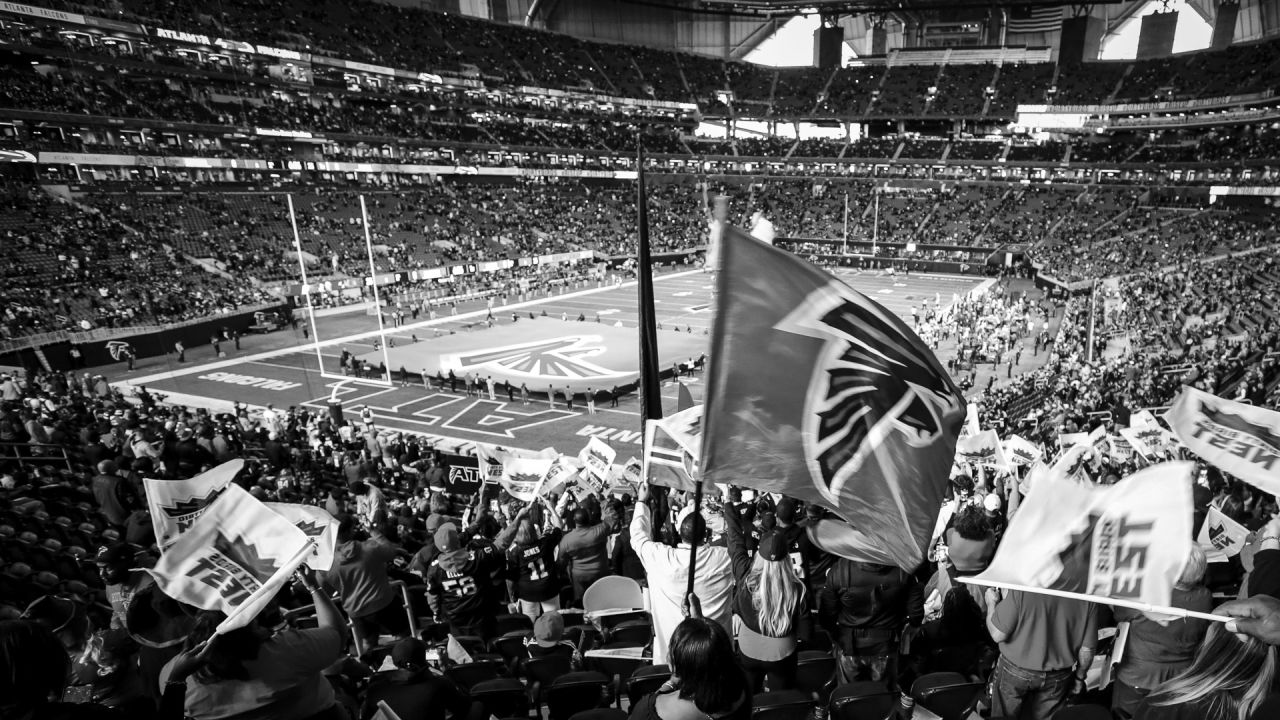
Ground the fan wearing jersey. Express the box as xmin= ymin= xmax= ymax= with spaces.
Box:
xmin=506 ymin=503 xmax=565 ymax=621
xmin=426 ymin=523 xmax=503 ymax=640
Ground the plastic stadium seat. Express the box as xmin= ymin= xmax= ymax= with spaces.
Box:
xmin=525 ymin=654 xmax=574 ymax=703
xmin=626 ymin=664 xmax=671 ymax=707
xmin=491 ymin=632 xmax=532 ymax=667
xmin=1053 ymin=706 xmax=1113 ymax=720
xmin=545 ymin=671 xmax=610 ymax=720
xmin=795 ymin=649 xmax=837 ymax=695
xmin=568 ymin=709 xmax=627 ymax=720
xmin=911 ymin=672 xmax=985 ymax=720
xmin=606 ymin=620 xmax=651 ymax=646
xmin=751 ymin=690 xmax=812 ymax=720
xmin=494 ymin=613 xmax=534 ymax=637
xmin=829 ymin=682 xmax=896 ymax=720
xmin=470 ymin=678 xmax=528 ymax=718
xmin=443 ymin=660 xmax=504 ymax=690
xmin=583 ymin=576 xmax=643 ymax=613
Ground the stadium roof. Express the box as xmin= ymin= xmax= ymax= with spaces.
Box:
xmin=623 ymin=0 xmax=1129 ymax=16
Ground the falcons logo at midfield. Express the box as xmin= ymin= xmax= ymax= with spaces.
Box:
xmin=776 ymin=281 xmax=962 ymax=504
xmin=443 ymin=336 xmax=627 ymax=380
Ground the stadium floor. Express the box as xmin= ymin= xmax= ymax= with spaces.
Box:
xmin=111 ymin=269 xmax=989 ymax=454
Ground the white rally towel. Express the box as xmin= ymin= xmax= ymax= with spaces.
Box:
xmin=145 ymin=460 xmax=243 ymax=549
xmin=264 ymin=503 xmax=340 ymax=572
xmin=1167 ymin=386 xmax=1280 ymax=495
xmin=499 ymin=457 xmax=552 ymax=502
xmin=972 ymin=461 xmax=1195 ymax=608
xmin=955 ymin=429 xmax=1012 ymax=472
xmin=1197 ymin=506 xmax=1251 ymax=564
xmin=148 ymin=483 xmax=313 ymax=634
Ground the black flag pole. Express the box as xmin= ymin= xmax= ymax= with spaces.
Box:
xmin=684 ymin=195 xmax=728 ymax=610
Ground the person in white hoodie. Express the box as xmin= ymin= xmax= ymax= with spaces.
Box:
xmin=630 ymin=482 xmax=733 ymax=665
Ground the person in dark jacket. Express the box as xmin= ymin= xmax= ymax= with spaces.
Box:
xmin=91 ymin=460 xmax=140 ymax=528
xmin=426 ymin=523 xmax=504 ymax=639
xmin=359 ymin=638 xmax=472 ymax=720
xmin=818 ymin=556 xmax=924 ymax=687
xmin=318 ymin=516 xmax=406 ymax=655
xmin=504 ymin=505 xmax=564 ymax=620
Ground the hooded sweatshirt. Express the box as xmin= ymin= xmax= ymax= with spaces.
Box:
xmin=319 ymin=536 xmax=398 ymax=618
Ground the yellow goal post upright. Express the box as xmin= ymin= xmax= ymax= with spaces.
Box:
xmin=286 ymin=193 xmax=393 ymax=389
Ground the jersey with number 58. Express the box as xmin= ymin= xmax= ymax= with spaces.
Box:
xmin=426 ymin=545 xmax=501 ymax=625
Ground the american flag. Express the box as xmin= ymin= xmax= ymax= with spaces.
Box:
xmin=1007 ymin=5 xmax=1063 ymax=34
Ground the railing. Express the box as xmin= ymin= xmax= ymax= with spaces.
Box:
xmin=0 ymin=302 xmax=281 ymax=354
xmin=0 ymin=443 xmax=75 ymax=472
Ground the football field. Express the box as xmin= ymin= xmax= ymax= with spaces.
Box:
xmin=111 ymin=269 xmax=988 ymax=455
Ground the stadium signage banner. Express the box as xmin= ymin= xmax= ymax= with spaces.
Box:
xmin=152 ymin=27 xmax=212 ymax=45
xmin=0 ymin=2 xmax=83 ymax=24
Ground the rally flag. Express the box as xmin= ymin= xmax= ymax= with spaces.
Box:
xmin=1108 ymin=434 xmax=1134 ymax=464
xmin=499 ymin=457 xmax=552 ymax=502
xmin=701 ymin=226 xmax=965 ymax=570
xmin=146 ymin=460 xmax=243 ymax=549
xmin=1058 ymin=432 xmax=1089 ymax=449
xmin=643 ymin=404 xmax=719 ymax=495
xmin=1120 ymin=424 xmax=1165 ymax=459
xmin=970 ymin=462 xmax=1196 ymax=608
xmin=959 ymin=403 xmax=980 ymax=440
xmin=1197 ymin=506 xmax=1251 ymax=563
xmin=1003 ymin=434 xmax=1042 ymax=467
xmin=147 ymin=484 xmax=312 ymax=634
xmin=265 ymin=503 xmax=339 ymax=572
xmin=1052 ymin=444 xmax=1096 ymax=484
xmin=540 ymin=454 xmax=582 ymax=496
xmin=1088 ymin=425 xmax=1109 ymax=460
xmin=636 ymin=141 xmax=663 ymax=430
xmin=371 ymin=701 xmax=404 ymax=720
xmin=1130 ymin=409 xmax=1159 ymax=429
xmin=473 ymin=443 xmax=556 ymax=485
xmin=578 ymin=436 xmax=617 ymax=483
xmin=955 ymin=429 xmax=1012 ymax=472
xmin=1167 ymin=386 xmax=1280 ymax=495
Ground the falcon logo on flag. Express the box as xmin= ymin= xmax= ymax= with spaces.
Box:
xmin=106 ymin=341 xmax=132 ymax=361
xmin=777 ymin=283 xmax=962 ymax=503
xmin=443 ymin=336 xmax=628 ymax=380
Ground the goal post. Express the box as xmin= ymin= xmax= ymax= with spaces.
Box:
xmin=286 ymin=192 xmax=393 ymax=389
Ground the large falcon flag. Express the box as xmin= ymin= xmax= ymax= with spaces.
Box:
xmin=1167 ymin=386 xmax=1280 ymax=495
xmin=264 ymin=503 xmax=340 ymax=572
xmin=148 ymin=484 xmax=313 ymax=634
xmin=971 ymin=462 xmax=1195 ymax=608
xmin=701 ymin=226 xmax=965 ymax=570
xmin=145 ymin=460 xmax=243 ymax=549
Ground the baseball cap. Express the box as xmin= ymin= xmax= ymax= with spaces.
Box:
xmin=95 ymin=543 xmax=133 ymax=567
xmin=755 ymin=532 xmax=788 ymax=562
xmin=391 ymin=637 xmax=427 ymax=668
xmin=533 ymin=611 xmax=564 ymax=647
xmin=434 ymin=523 xmax=461 ymax=552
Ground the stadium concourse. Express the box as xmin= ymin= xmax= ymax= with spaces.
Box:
xmin=112 ymin=269 xmax=991 ymax=453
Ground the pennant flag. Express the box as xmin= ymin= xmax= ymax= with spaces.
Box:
xmin=1167 ymin=386 xmax=1280 ymax=495
xmin=147 ymin=484 xmax=312 ymax=634
xmin=146 ymin=460 xmax=243 ymax=549
xmin=1003 ymin=434 xmax=1042 ymax=467
xmin=701 ymin=226 xmax=965 ymax=570
xmin=499 ymin=457 xmax=552 ymax=502
xmin=578 ymin=436 xmax=616 ymax=484
xmin=1197 ymin=506 xmax=1250 ymax=563
xmin=265 ymin=503 xmax=339 ymax=572
xmin=972 ymin=462 xmax=1195 ymax=607
xmin=643 ymin=405 xmax=718 ymax=495
xmin=955 ymin=429 xmax=1012 ymax=472
xmin=677 ymin=382 xmax=696 ymax=412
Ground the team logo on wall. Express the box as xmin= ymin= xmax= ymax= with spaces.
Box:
xmin=107 ymin=341 xmax=132 ymax=360
xmin=442 ymin=336 xmax=628 ymax=381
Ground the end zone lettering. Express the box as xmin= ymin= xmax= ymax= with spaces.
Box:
xmin=198 ymin=372 xmax=302 ymax=391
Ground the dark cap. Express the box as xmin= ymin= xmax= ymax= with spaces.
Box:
xmin=775 ymin=497 xmax=797 ymax=525
xmin=95 ymin=543 xmax=133 ymax=567
xmin=756 ymin=531 xmax=789 ymax=562
xmin=391 ymin=637 xmax=427 ymax=668
xmin=533 ymin=611 xmax=564 ymax=647
xmin=434 ymin=523 xmax=461 ymax=552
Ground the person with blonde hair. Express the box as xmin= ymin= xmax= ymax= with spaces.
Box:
xmin=722 ymin=495 xmax=809 ymax=692
xmin=1112 ymin=545 xmax=1213 ymax=717
xmin=1133 ymin=621 xmax=1277 ymax=720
